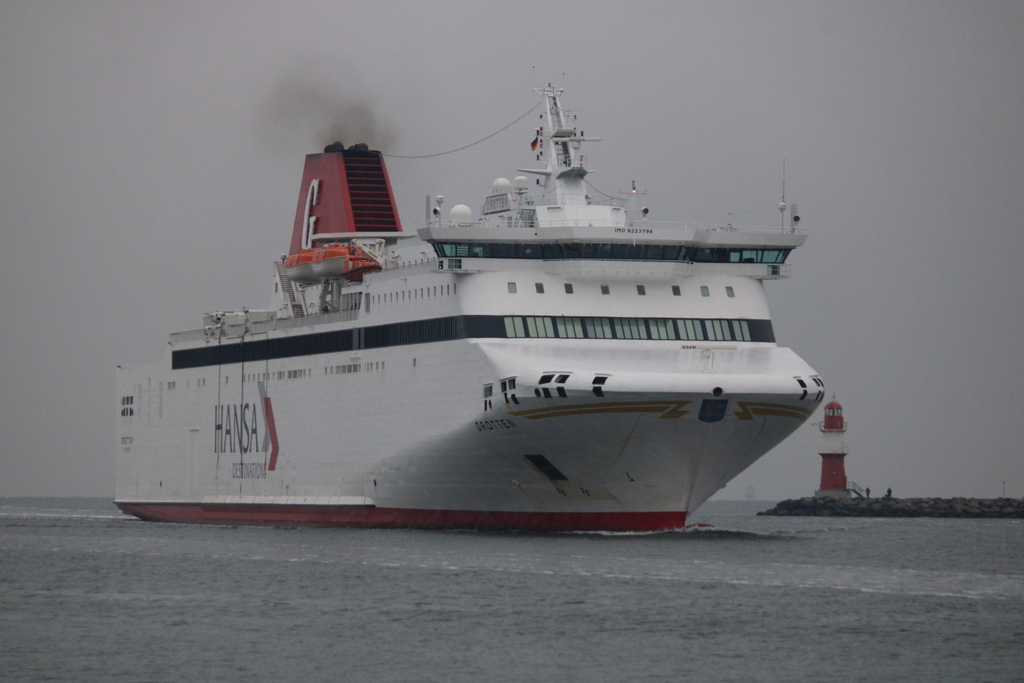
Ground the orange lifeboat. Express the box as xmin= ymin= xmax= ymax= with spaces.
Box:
xmin=282 ymin=249 xmax=318 ymax=284
xmin=310 ymin=244 xmax=382 ymax=282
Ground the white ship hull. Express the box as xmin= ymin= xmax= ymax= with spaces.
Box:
xmin=115 ymin=87 xmax=822 ymax=531
xmin=116 ymin=329 xmax=817 ymax=530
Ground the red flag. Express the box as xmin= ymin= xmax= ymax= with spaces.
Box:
xmin=530 ymin=136 xmax=539 ymax=151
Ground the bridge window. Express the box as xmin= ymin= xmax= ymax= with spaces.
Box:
xmin=432 ymin=242 xmax=791 ymax=263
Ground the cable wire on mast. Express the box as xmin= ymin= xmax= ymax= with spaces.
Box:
xmin=382 ymin=103 xmax=542 ymax=159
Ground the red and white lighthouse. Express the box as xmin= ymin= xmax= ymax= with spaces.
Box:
xmin=815 ymin=400 xmax=850 ymax=498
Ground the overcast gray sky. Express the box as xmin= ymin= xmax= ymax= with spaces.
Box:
xmin=1 ymin=1 xmax=1022 ymax=500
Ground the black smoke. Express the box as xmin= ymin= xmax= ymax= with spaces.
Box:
xmin=262 ymin=67 xmax=398 ymax=154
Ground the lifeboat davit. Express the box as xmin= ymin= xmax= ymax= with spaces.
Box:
xmin=283 ymin=249 xmax=318 ymax=284
xmin=311 ymin=244 xmax=382 ymax=282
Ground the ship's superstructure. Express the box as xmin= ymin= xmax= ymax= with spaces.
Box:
xmin=115 ymin=87 xmax=823 ymax=530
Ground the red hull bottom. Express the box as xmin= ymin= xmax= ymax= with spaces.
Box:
xmin=115 ymin=502 xmax=688 ymax=532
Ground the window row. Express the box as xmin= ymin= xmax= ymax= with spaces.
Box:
xmin=509 ymin=282 xmax=735 ymax=297
xmin=434 ymin=241 xmax=791 ymax=264
xmin=327 ymin=364 xmax=361 ymax=375
xmin=503 ymin=316 xmax=767 ymax=342
xmin=370 ymin=284 xmax=455 ymax=309
xmin=172 ymin=315 xmax=776 ymax=369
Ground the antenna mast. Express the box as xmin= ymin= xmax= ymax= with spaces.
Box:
xmin=778 ymin=158 xmax=787 ymax=229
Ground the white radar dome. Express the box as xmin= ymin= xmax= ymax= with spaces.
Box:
xmin=449 ymin=204 xmax=473 ymax=226
xmin=514 ymin=176 xmax=529 ymax=191
xmin=491 ymin=178 xmax=512 ymax=195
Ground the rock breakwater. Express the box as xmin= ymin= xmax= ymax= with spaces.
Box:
xmin=758 ymin=497 xmax=1024 ymax=518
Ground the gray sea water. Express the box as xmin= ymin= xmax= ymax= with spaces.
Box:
xmin=1 ymin=498 xmax=1022 ymax=682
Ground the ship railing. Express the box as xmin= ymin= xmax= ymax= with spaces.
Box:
xmin=170 ymin=301 xmax=366 ymax=345
xmin=169 ymin=328 xmax=209 ymax=344
xmin=381 ymin=256 xmax=437 ymax=272
xmin=421 ymin=218 xmax=802 ymax=234
xmin=368 ymin=258 xmax=438 ymax=282
xmin=274 ymin=307 xmax=359 ymax=330
xmin=688 ymin=222 xmax=804 ymax=234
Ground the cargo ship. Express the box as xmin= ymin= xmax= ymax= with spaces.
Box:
xmin=115 ymin=86 xmax=823 ymax=530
